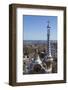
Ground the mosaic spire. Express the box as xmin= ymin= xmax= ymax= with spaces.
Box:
xmin=47 ymin=21 xmax=52 ymax=57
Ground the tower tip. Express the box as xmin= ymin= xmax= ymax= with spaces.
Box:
xmin=47 ymin=20 xmax=51 ymax=28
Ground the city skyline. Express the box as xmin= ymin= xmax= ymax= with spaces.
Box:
xmin=23 ymin=15 xmax=57 ymax=40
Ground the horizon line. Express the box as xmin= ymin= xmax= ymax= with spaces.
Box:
xmin=23 ymin=40 xmax=57 ymax=41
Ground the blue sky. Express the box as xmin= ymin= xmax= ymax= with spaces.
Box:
xmin=23 ymin=15 xmax=57 ymax=40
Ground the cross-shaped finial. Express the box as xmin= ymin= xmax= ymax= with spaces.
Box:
xmin=48 ymin=20 xmax=50 ymax=24
xmin=47 ymin=20 xmax=51 ymax=28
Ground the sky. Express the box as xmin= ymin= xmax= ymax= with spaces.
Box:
xmin=23 ymin=15 xmax=57 ymax=40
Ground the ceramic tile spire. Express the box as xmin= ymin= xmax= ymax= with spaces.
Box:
xmin=47 ymin=21 xmax=52 ymax=57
